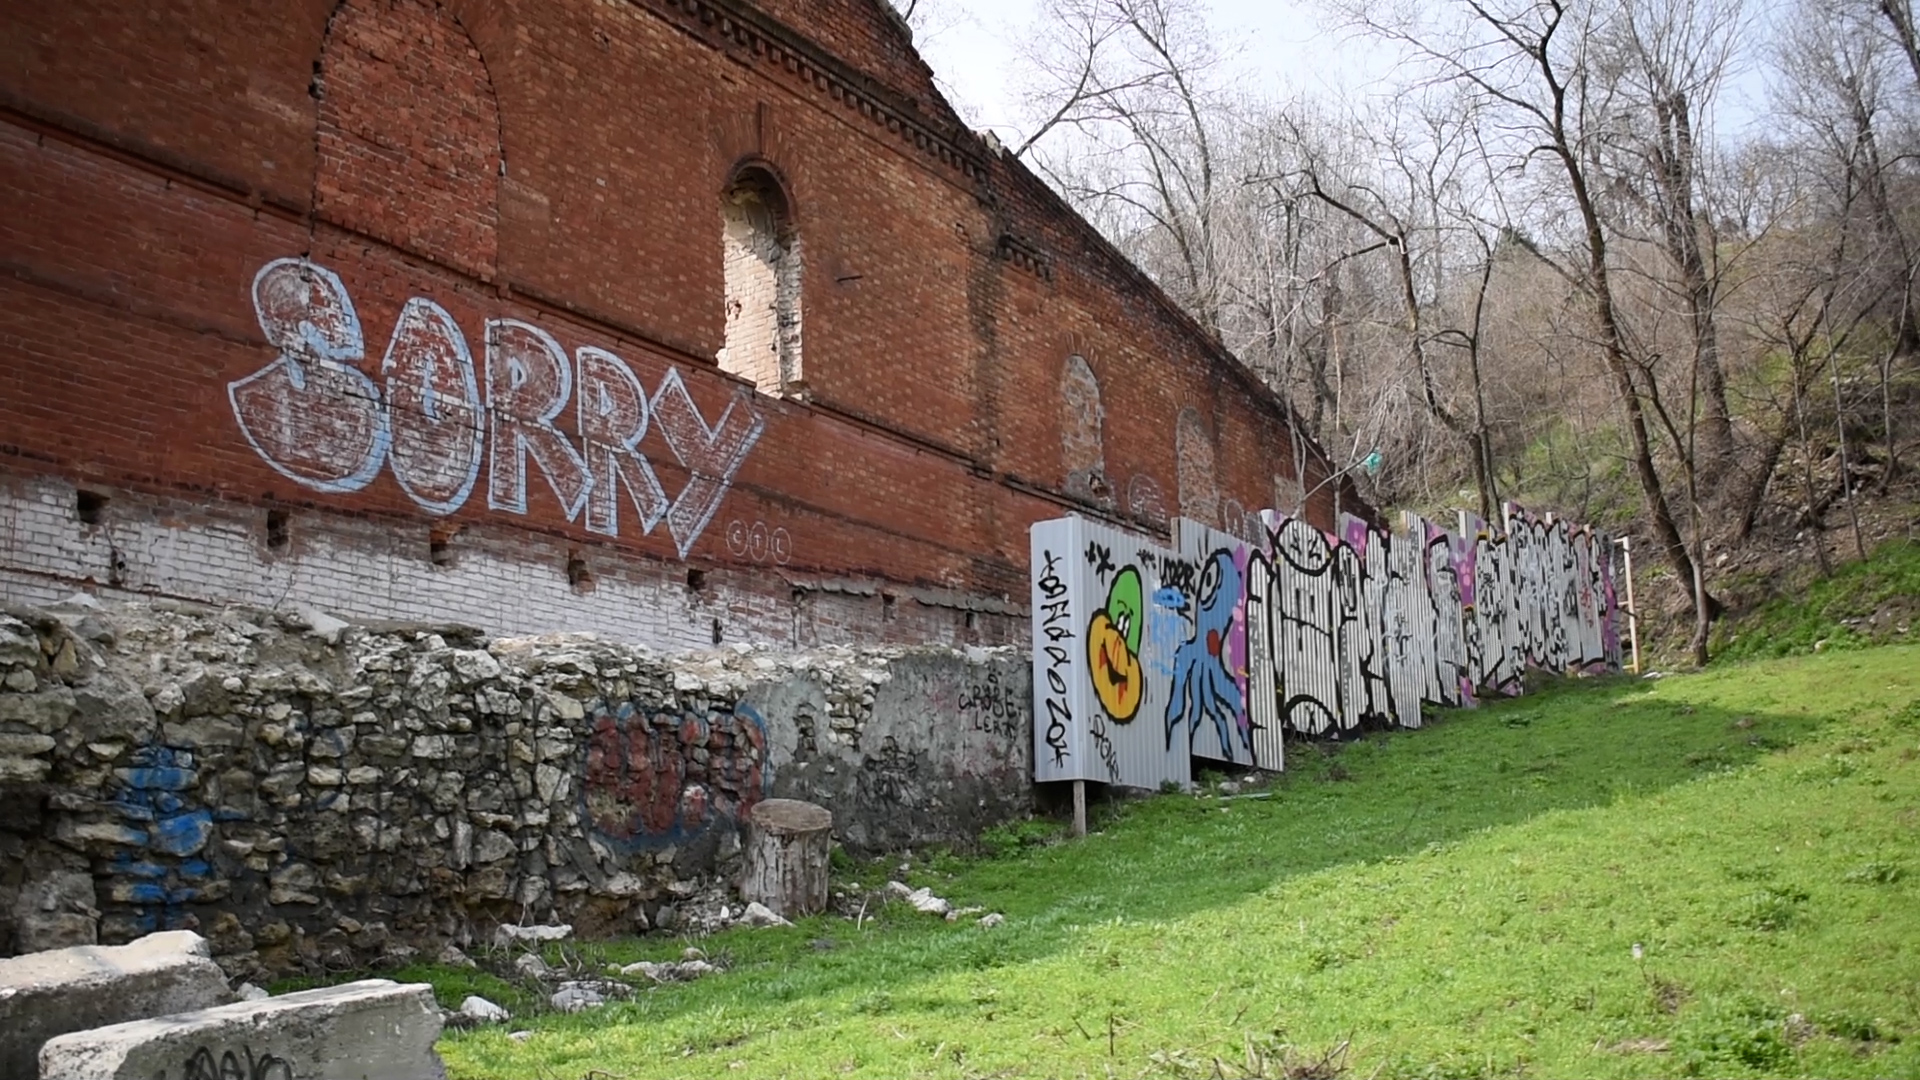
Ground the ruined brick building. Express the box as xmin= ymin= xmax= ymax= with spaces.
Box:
xmin=0 ymin=0 xmax=1355 ymax=649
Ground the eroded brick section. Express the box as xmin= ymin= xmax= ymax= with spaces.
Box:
xmin=1060 ymin=354 xmax=1110 ymax=508
xmin=719 ymin=172 xmax=801 ymax=392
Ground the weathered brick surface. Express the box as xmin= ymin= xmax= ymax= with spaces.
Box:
xmin=0 ymin=0 xmax=1356 ymax=647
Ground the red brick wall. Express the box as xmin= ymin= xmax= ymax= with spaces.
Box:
xmin=0 ymin=0 xmax=1355 ymax=644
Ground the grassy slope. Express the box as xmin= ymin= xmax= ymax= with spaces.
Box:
xmin=423 ymin=646 xmax=1919 ymax=1080
xmin=1713 ymin=539 xmax=1920 ymax=662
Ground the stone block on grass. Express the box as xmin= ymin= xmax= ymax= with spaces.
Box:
xmin=38 ymin=979 xmax=445 ymax=1080
xmin=0 ymin=930 xmax=230 ymax=1080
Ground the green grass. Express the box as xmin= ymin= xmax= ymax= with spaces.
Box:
xmin=401 ymin=646 xmax=1918 ymax=1079
xmin=1714 ymin=540 xmax=1920 ymax=661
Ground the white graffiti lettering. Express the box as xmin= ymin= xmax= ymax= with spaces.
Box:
xmin=725 ymin=520 xmax=792 ymax=565
xmin=485 ymin=318 xmax=592 ymax=521
xmin=384 ymin=298 xmax=483 ymax=514
xmin=653 ymin=369 xmax=766 ymax=559
xmin=231 ymin=259 xmax=388 ymax=492
xmin=578 ymin=346 xmax=669 ymax=538
xmin=230 ymin=258 xmax=764 ymax=559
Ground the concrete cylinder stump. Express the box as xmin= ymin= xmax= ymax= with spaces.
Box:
xmin=739 ymin=798 xmax=833 ymax=917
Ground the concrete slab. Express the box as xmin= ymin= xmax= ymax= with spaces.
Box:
xmin=38 ymin=979 xmax=446 ymax=1080
xmin=0 ymin=930 xmax=231 ymax=1080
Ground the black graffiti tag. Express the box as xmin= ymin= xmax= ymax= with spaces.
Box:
xmin=176 ymin=1044 xmax=294 ymax=1080
xmin=1159 ymin=556 xmax=1200 ymax=599
xmin=1036 ymin=548 xmax=1074 ymax=767
xmin=958 ymin=669 xmax=1023 ymax=739
xmin=1085 ymin=541 xmax=1116 ymax=582
xmin=1086 ymin=703 xmax=1120 ymax=780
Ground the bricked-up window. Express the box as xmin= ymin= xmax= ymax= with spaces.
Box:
xmin=718 ymin=168 xmax=801 ymax=394
xmin=315 ymin=0 xmax=502 ymax=281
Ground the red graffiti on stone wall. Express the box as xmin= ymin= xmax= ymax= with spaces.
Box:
xmin=583 ymin=702 xmax=769 ymax=846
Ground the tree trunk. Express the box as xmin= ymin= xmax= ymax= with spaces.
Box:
xmin=1563 ymin=152 xmax=1718 ymax=623
xmin=1791 ymin=359 xmax=1832 ymax=577
xmin=739 ymin=799 xmax=833 ymax=918
xmin=1730 ymin=426 xmax=1786 ymax=542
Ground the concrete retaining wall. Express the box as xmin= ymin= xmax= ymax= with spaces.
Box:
xmin=39 ymin=979 xmax=443 ymax=1080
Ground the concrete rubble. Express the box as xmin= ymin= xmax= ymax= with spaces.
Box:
xmin=0 ymin=929 xmax=231 ymax=1080
xmin=884 ymin=880 xmax=954 ymax=916
xmin=738 ymin=901 xmax=792 ymax=928
xmin=459 ymin=995 xmax=509 ymax=1023
xmin=493 ymin=923 xmax=571 ymax=947
xmin=619 ymin=958 xmax=718 ymax=982
xmin=37 ymin=978 xmax=444 ymax=1080
xmin=549 ymin=979 xmax=627 ymax=1012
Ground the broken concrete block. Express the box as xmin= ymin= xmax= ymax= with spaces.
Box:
xmin=0 ymin=930 xmax=230 ymax=1080
xmin=549 ymin=982 xmax=607 ymax=1012
xmin=492 ymin=922 xmax=571 ymax=947
xmin=38 ymin=979 xmax=445 ymax=1080
xmin=738 ymin=901 xmax=793 ymax=928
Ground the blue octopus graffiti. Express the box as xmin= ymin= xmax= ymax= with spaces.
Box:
xmin=1030 ymin=505 xmax=1621 ymax=789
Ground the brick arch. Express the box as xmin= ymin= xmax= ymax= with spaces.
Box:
xmin=1060 ymin=354 xmax=1111 ymax=508
xmin=719 ymin=161 xmax=804 ymax=393
xmin=435 ymin=0 xmax=531 ymax=171
xmin=1175 ymin=406 xmax=1219 ymax=527
xmin=314 ymin=0 xmax=502 ymax=280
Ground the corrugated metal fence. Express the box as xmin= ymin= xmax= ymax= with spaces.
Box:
xmin=1031 ymin=505 xmax=1621 ymax=789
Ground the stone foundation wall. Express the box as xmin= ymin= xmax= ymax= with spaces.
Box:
xmin=0 ymin=595 xmax=1031 ymax=979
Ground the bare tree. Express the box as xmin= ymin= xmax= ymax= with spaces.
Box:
xmin=1014 ymin=0 xmax=1230 ymax=332
xmin=1335 ymin=0 xmax=1721 ymax=660
xmin=1874 ymin=0 xmax=1920 ymax=88
xmin=1762 ymin=0 xmax=1920 ymax=552
xmin=1589 ymin=0 xmax=1747 ymax=479
xmin=1275 ymin=91 xmax=1507 ymax=518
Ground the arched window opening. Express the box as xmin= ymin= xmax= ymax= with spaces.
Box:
xmin=719 ymin=168 xmax=802 ymax=394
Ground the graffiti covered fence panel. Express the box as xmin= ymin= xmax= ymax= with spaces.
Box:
xmin=1031 ymin=507 xmax=1622 ymax=787
xmin=1031 ymin=517 xmax=1193 ymax=790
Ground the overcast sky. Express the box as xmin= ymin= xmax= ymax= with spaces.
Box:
xmin=907 ymin=0 xmax=1377 ymax=137
xmin=904 ymin=0 xmax=1776 ymax=143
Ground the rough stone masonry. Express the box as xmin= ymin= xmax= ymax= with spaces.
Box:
xmin=0 ymin=593 xmax=1030 ymax=978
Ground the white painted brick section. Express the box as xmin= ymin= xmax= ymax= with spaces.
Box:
xmin=0 ymin=475 xmax=1017 ymax=651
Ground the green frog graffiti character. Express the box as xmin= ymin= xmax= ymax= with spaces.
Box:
xmin=1087 ymin=566 xmax=1145 ymax=721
